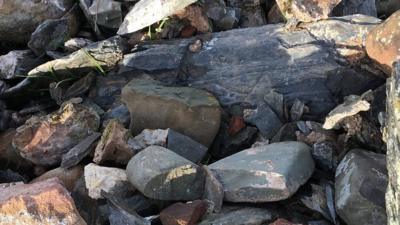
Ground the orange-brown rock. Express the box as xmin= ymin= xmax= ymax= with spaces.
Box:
xmin=366 ymin=10 xmax=400 ymax=74
xmin=160 ymin=200 xmax=207 ymax=225
xmin=276 ymin=0 xmax=342 ymax=22
xmin=31 ymin=166 xmax=84 ymax=191
xmin=0 ymin=178 xmax=86 ymax=225
xmin=175 ymin=5 xmax=212 ymax=33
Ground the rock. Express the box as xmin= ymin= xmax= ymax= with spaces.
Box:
xmin=202 ymin=166 xmax=224 ymax=213
xmin=102 ymin=104 xmax=131 ymax=128
xmin=366 ymin=10 xmax=400 ymax=74
xmin=267 ymin=4 xmax=285 ymax=24
xmin=106 ymin=194 xmax=151 ymax=225
xmin=335 ymin=149 xmax=387 ymax=225
xmin=213 ymin=7 xmax=240 ymax=31
xmin=377 ymin=0 xmax=400 ymax=16
xmin=198 ymin=206 xmax=276 ymax=225
xmin=31 ymin=166 xmax=84 ymax=191
xmin=118 ymin=0 xmax=198 ymax=35
xmin=323 ymin=94 xmax=370 ymax=129
xmin=276 ymin=0 xmax=342 ymax=22
xmin=0 ymin=50 xmax=45 ymax=80
xmin=228 ymin=116 xmax=246 ymax=136
xmin=333 ymin=0 xmax=377 ymax=17
xmin=122 ymin=78 xmax=221 ymax=147
xmin=84 ymin=163 xmax=134 ymax=200
xmin=12 ymin=102 xmax=100 ymax=166
xmin=244 ymin=103 xmax=283 ymax=139
xmin=311 ymin=142 xmax=338 ymax=172
xmin=166 ymin=129 xmax=208 ymax=163
xmin=126 ymin=146 xmax=205 ymax=200
xmin=239 ymin=6 xmax=267 ymax=27
xmin=160 ymin=200 xmax=207 ymax=225
xmin=202 ymin=0 xmax=227 ymax=21
xmin=0 ymin=129 xmax=34 ymax=172
xmin=301 ymin=183 xmax=337 ymax=223
xmin=28 ymin=4 xmax=81 ymax=57
xmin=209 ymin=141 xmax=315 ymax=202
xmin=0 ymin=0 xmax=75 ymax=44
xmin=0 ymin=178 xmax=86 ymax=225
xmin=175 ymin=5 xmax=212 ymax=33
xmin=269 ymin=219 xmax=302 ymax=225
xmin=64 ymin=38 xmax=94 ymax=52
xmin=80 ymin=0 xmax=123 ymax=31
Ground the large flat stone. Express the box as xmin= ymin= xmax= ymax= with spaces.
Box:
xmin=209 ymin=141 xmax=315 ymax=202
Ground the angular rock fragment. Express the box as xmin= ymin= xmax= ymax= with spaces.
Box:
xmin=244 ymin=103 xmax=283 ymax=139
xmin=12 ymin=102 xmax=100 ymax=166
xmin=0 ymin=178 xmax=86 ymax=225
xmin=276 ymin=0 xmax=342 ymax=22
xmin=209 ymin=142 xmax=315 ymax=202
xmin=301 ymin=183 xmax=337 ymax=223
xmin=239 ymin=6 xmax=267 ymax=27
xmin=118 ymin=0 xmax=198 ymax=35
xmin=31 ymin=166 xmax=84 ymax=191
xmin=202 ymin=166 xmax=224 ymax=213
xmin=106 ymin=194 xmax=151 ymax=225
xmin=84 ymin=163 xmax=134 ymax=200
xmin=268 ymin=4 xmax=285 ymax=24
xmin=160 ymin=200 xmax=207 ymax=225
xmin=126 ymin=146 xmax=205 ymax=200
xmin=366 ymin=10 xmax=400 ymax=74
xmin=64 ymin=38 xmax=94 ymax=52
xmin=0 ymin=129 xmax=34 ymax=171
xmin=333 ymin=0 xmax=377 ymax=17
xmin=102 ymin=104 xmax=131 ymax=128
xmin=166 ymin=129 xmax=208 ymax=163
xmin=175 ymin=5 xmax=212 ymax=33
xmin=80 ymin=0 xmax=123 ymax=32
xmin=335 ymin=149 xmax=387 ymax=225
xmin=0 ymin=50 xmax=45 ymax=80
xmin=0 ymin=0 xmax=75 ymax=44
xmin=269 ymin=218 xmax=302 ymax=225
xmin=122 ymin=79 xmax=221 ymax=147
xmin=377 ymin=0 xmax=400 ymax=16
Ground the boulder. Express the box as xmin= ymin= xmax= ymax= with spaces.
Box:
xmin=122 ymin=78 xmax=221 ymax=147
xmin=209 ymin=141 xmax=315 ymax=202
xmin=0 ymin=50 xmax=45 ymax=80
xmin=0 ymin=0 xmax=75 ymax=44
xmin=335 ymin=149 xmax=387 ymax=225
xmin=12 ymin=102 xmax=100 ymax=166
xmin=31 ymin=166 xmax=84 ymax=192
xmin=126 ymin=146 xmax=205 ymax=200
xmin=84 ymin=163 xmax=134 ymax=200
xmin=0 ymin=178 xmax=86 ymax=225
xmin=276 ymin=0 xmax=342 ymax=22
xmin=160 ymin=200 xmax=207 ymax=225
xmin=366 ymin=10 xmax=400 ymax=74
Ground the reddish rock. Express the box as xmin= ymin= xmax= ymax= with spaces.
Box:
xmin=0 ymin=129 xmax=34 ymax=171
xmin=181 ymin=25 xmax=197 ymax=38
xmin=228 ymin=116 xmax=246 ymax=136
xmin=175 ymin=5 xmax=212 ymax=33
xmin=31 ymin=166 xmax=84 ymax=192
xmin=366 ymin=10 xmax=400 ymax=74
xmin=0 ymin=178 xmax=86 ymax=225
xmin=160 ymin=200 xmax=207 ymax=225
xmin=276 ymin=0 xmax=342 ymax=22
xmin=269 ymin=218 xmax=302 ymax=225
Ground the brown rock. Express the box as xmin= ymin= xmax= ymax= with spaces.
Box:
xmin=228 ymin=116 xmax=246 ymax=136
xmin=12 ymin=102 xmax=100 ymax=166
xmin=269 ymin=218 xmax=302 ymax=225
xmin=268 ymin=4 xmax=285 ymax=24
xmin=160 ymin=200 xmax=207 ymax=225
xmin=181 ymin=25 xmax=197 ymax=38
xmin=202 ymin=166 xmax=224 ymax=213
xmin=175 ymin=5 xmax=212 ymax=33
xmin=0 ymin=178 xmax=86 ymax=225
xmin=0 ymin=129 xmax=34 ymax=171
xmin=31 ymin=166 xmax=84 ymax=192
xmin=366 ymin=10 xmax=400 ymax=74
xmin=276 ymin=0 xmax=342 ymax=22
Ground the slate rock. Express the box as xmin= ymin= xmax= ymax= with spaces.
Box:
xmin=167 ymin=129 xmax=208 ymax=163
xmin=209 ymin=141 xmax=315 ymax=202
xmin=160 ymin=200 xmax=207 ymax=225
xmin=335 ymin=149 xmax=387 ymax=225
xmin=64 ymin=38 xmax=94 ymax=52
xmin=126 ymin=146 xmax=205 ymax=201
xmin=122 ymin=78 xmax=221 ymax=147
xmin=102 ymin=104 xmax=131 ymax=128
xmin=239 ymin=6 xmax=267 ymax=27
xmin=244 ymin=103 xmax=283 ymax=139
xmin=376 ymin=0 xmax=400 ymax=16
xmin=276 ymin=0 xmax=342 ymax=22
xmin=175 ymin=5 xmax=212 ymax=33
xmin=202 ymin=166 xmax=224 ymax=213
xmin=0 ymin=50 xmax=45 ymax=80
xmin=12 ymin=102 xmax=100 ymax=166
xmin=333 ymin=0 xmax=377 ymax=17
xmin=0 ymin=178 xmax=86 ymax=225
xmin=31 ymin=166 xmax=84 ymax=192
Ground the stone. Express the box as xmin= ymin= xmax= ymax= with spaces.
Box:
xmin=301 ymin=183 xmax=336 ymax=223
xmin=213 ymin=7 xmax=240 ymax=31
xmin=244 ymin=103 xmax=283 ymax=139
xmin=269 ymin=219 xmax=302 ymax=225
xmin=323 ymin=94 xmax=371 ymax=129
xmin=122 ymin=78 xmax=221 ymax=147
xmin=377 ymin=0 xmax=400 ymax=16
xmin=167 ymin=129 xmax=208 ymax=163
xmin=0 ymin=0 xmax=75 ymax=44
xmin=239 ymin=6 xmax=267 ymax=27
xmin=160 ymin=200 xmax=207 ymax=225
xmin=209 ymin=141 xmax=315 ymax=202
xmin=107 ymin=195 xmax=151 ymax=225
xmin=333 ymin=0 xmax=377 ymax=17
xmin=276 ymin=0 xmax=342 ymax=22
xmin=366 ymin=10 xmax=400 ymax=74
xmin=0 ymin=178 xmax=86 ymax=225
xmin=311 ymin=142 xmax=337 ymax=172
xmin=28 ymin=4 xmax=81 ymax=57
xmin=126 ymin=146 xmax=205 ymax=200
xmin=175 ymin=5 xmax=212 ymax=33
xmin=0 ymin=129 xmax=34 ymax=172
xmin=84 ymin=163 xmax=134 ymax=200
xmin=198 ymin=206 xmax=276 ymax=225
xmin=0 ymin=50 xmax=45 ymax=80
xmin=31 ymin=166 xmax=84 ymax=192
xmin=12 ymin=102 xmax=100 ymax=166
xmin=118 ymin=0 xmax=198 ymax=35
xmin=267 ymin=4 xmax=285 ymax=24
xmin=335 ymin=149 xmax=387 ymax=225
xmin=64 ymin=38 xmax=94 ymax=52
xmin=228 ymin=116 xmax=246 ymax=136
xmin=80 ymin=0 xmax=123 ymax=31
xmin=202 ymin=0 xmax=227 ymax=21
xmin=102 ymin=104 xmax=131 ymax=128
xmin=202 ymin=166 xmax=224 ymax=213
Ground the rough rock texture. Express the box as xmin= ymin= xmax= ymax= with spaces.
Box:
xmin=126 ymin=146 xmax=205 ymax=201
xmin=0 ymin=129 xmax=34 ymax=172
xmin=0 ymin=50 xmax=45 ymax=80
xmin=122 ymin=79 xmax=221 ymax=147
xmin=333 ymin=0 xmax=377 ymax=17
xmin=366 ymin=10 xmax=400 ymax=74
xmin=84 ymin=163 xmax=134 ymax=200
xmin=385 ymin=61 xmax=400 ymax=225
xmin=335 ymin=149 xmax=387 ymax=225
xmin=160 ymin=200 xmax=207 ymax=225
xmin=209 ymin=142 xmax=315 ymax=202
xmin=118 ymin=0 xmax=198 ymax=35
xmin=276 ymin=0 xmax=342 ymax=22
xmin=202 ymin=166 xmax=224 ymax=213
xmin=12 ymin=102 xmax=100 ymax=166
xmin=175 ymin=5 xmax=212 ymax=33
xmin=120 ymin=15 xmax=383 ymax=119
xmin=0 ymin=178 xmax=86 ymax=225
xmin=377 ymin=0 xmax=400 ymax=16
xmin=0 ymin=0 xmax=75 ymax=44
xmin=31 ymin=166 xmax=84 ymax=192
xmin=198 ymin=206 xmax=276 ymax=225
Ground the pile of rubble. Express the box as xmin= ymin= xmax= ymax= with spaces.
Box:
xmin=0 ymin=0 xmax=399 ymax=224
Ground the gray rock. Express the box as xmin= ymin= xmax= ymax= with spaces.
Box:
xmin=239 ymin=6 xmax=266 ymax=27
xmin=167 ymin=129 xmax=208 ymax=163
xmin=118 ymin=0 xmax=197 ymax=35
xmin=64 ymin=38 xmax=94 ymax=52
xmin=198 ymin=206 xmax=276 ymax=225
xmin=312 ymin=142 xmax=337 ymax=172
xmin=202 ymin=165 xmax=224 ymax=213
xmin=209 ymin=141 xmax=315 ymax=202
xmin=0 ymin=0 xmax=75 ymax=44
xmin=0 ymin=50 xmax=45 ymax=80
xmin=102 ymin=104 xmax=131 ymax=128
xmin=126 ymin=146 xmax=205 ymax=200
xmin=122 ymin=78 xmax=221 ymax=147
xmin=276 ymin=0 xmax=342 ymax=22
xmin=28 ymin=4 xmax=81 ymax=57
xmin=335 ymin=149 xmax=387 ymax=225
xmin=244 ymin=103 xmax=283 ymax=139
xmin=376 ymin=0 xmax=400 ymax=16
xmin=333 ymin=0 xmax=377 ymax=17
